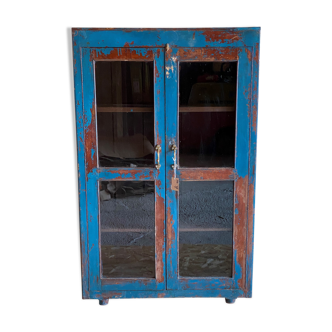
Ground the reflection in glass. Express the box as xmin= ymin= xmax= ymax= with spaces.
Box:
xmin=99 ymin=181 xmax=155 ymax=278
xmin=95 ymin=61 xmax=154 ymax=167
xmin=179 ymin=181 xmax=233 ymax=278
xmin=179 ymin=62 xmax=237 ymax=167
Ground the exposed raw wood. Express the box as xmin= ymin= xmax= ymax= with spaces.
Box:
xmin=179 ymin=167 xmax=235 ymax=180
xmin=178 ymin=228 xmax=232 ymax=232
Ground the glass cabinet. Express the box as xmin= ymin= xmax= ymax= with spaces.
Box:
xmin=72 ymin=28 xmax=260 ymax=305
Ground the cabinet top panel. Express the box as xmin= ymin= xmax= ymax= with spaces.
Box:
xmin=72 ymin=28 xmax=260 ymax=48
xmin=71 ymin=24 xmax=262 ymax=31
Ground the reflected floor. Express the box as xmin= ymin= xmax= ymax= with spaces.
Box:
xmin=101 ymin=244 xmax=232 ymax=279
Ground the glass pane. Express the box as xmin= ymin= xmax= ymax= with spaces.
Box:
xmin=179 ymin=181 xmax=233 ymax=278
xmin=100 ymin=181 xmax=155 ymax=278
xmin=179 ymin=62 xmax=237 ymax=167
xmin=95 ymin=61 xmax=154 ymax=167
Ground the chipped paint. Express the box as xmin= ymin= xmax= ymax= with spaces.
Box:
xmin=246 ymin=181 xmax=255 ymax=295
xmin=252 ymin=105 xmax=258 ymax=134
xmin=96 ymin=289 xmax=244 ymax=299
xmin=179 ymin=168 xmax=236 ymax=181
xmin=245 ymin=48 xmax=252 ymax=61
xmin=171 ymin=177 xmax=179 ymax=191
xmin=166 ymin=205 xmax=176 ymax=257
xmin=90 ymin=48 xmax=154 ymax=61
xmin=95 ymin=168 xmax=155 ymax=180
xmin=254 ymin=43 xmax=259 ymax=65
xmin=123 ymin=41 xmax=134 ymax=47
xmin=177 ymin=47 xmax=240 ymax=61
xmin=72 ymin=28 xmax=260 ymax=302
xmin=166 ymin=169 xmax=174 ymax=193
xmin=84 ymin=101 xmax=97 ymax=174
xmin=156 ymin=193 xmax=165 ymax=283
xmin=233 ymin=176 xmax=248 ymax=291
xmin=155 ymin=59 xmax=160 ymax=83
xmin=165 ymin=56 xmax=176 ymax=79
xmin=165 ymin=44 xmax=172 ymax=61
xmin=202 ymin=30 xmax=242 ymax=43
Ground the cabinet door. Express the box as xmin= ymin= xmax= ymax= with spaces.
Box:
xmin=166 ymin=47 xmax=251 ymax=292
xmin=82 ymin=48 xmax=166 ymax=292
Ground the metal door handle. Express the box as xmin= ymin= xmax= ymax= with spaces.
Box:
xmin=171 ymin=144 xmax=177 ymax=169
xmin=155 ymin=145 xmax=161 ymax=169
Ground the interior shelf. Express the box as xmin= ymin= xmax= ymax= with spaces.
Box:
xmin=97 ymin=106 xmax=153 ymax=113
xmin=179 ymin=106 xmax=235 ymax=112
xmin=101 ymin=228 xmax=232 ymax=233
xmin=97 ymin=106 xmax=235 ymax=113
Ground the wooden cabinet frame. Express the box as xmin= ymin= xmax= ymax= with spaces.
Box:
xmin=72 ymin=28 xmax=260 ymax=304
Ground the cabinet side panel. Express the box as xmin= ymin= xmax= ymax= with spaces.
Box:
xmin=72 ymin=31 xmax=89 ymax=299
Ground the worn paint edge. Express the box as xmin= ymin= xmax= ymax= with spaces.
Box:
xmin=72 ymin=37 xmax=90 ymax=298
xmin=72 ymin=28 xmax=260 ymax=49
xmin=88 ymin=289 xmax=245 ymax=300
xmin=246 ymin=38 xmax=260 ymax=297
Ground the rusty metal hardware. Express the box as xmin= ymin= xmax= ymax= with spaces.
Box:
xmin=155 ymin=145 xmax=161 ymax=169
xmin=171 ymin=144 xmax=177 ymax=170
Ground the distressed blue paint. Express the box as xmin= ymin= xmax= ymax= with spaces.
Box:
xmin=233 ymin=249 xmax=243 ymax=289
xmin=82 ymin=47 xmax=166 ymax=292
xmin=73 ymin=28 xmax=260 ymax=49
xmin=89 ymin=168 xmax=156 ymax=181
xmin=165 ymin=47 xmax=179 ymax=290
xmin=176 ymin=278 xmax=236 ymax=290
xmin=89 ymin=288 xmax=244 ymax=300
xmin=92 ymin=47 xmax=153 ymax=58
xmin=234 ymin=192 xmax=239 ymax=204
xmin=235 ymin=48 xmax=251 ymax=178
xmin=72 ymin=28 xmax=260 ymax=302
xmin=100 ymin=280 xmax=165 ymax=292
xmin=72 ymin=41 xmax=89 ymax=298
xmin=246 ymin=40 xmax=260 ymax=297
xmin=154 ymin=49 xmax=167 ymax=286
xmin=81 ymin=47 xmax=101 ymax=293
xmin=86 ymin=175 xmax=101 ymax=292
xmin=90 ymin=289 xmax=245 ymax=300
xmin=82 ymin=48 xmax=95 ymax=130
xmin=165 ymin=47 xmax=252 ymax=292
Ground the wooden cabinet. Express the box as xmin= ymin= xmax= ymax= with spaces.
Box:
xmin=72 ymin=28 xmax=260 ymax=305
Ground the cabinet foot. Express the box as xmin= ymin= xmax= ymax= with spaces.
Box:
xmin=99 ymin=299 xmax=109 ymax=306
xmin=225 ymin=298 xmax=236 ymax=304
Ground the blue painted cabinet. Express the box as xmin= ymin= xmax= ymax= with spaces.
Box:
xmin=72 ymin=28 xmax=260 ymax=305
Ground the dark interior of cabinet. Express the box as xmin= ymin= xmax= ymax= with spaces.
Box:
xmin=95 ymin=61 xmax=155 ymax=167
xmin=95 ymin=60 xmax=236 ymax=279
xmin=95 ymin=61 xmax=237 ymax=169
xmin=179 ymin=62 xmax=237 ymax=168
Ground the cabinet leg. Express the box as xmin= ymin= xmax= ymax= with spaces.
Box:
xmin=225 ymin=298 xmax=236 ymax=304
xmin=99 ymin=299 xmax=109 ymax=306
